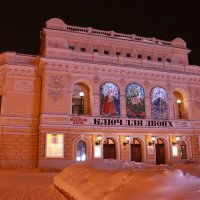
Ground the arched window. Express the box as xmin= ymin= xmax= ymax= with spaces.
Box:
xmin=126 ymin=83 xmax=145 ymax=118
xmin=100 ymin=82 xmax=120 ymax=116
xmin=76 ymin=140 xmax=87 ymax=161
xmin=151 ymin=87 xmax=168 ymax=119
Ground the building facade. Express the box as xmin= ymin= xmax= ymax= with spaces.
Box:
xmin=0 ymin=18 xmax=200 ymax=169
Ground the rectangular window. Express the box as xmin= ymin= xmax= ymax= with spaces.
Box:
xmin=116 ymin=52 xmax=121 ymax=56
xmin=104 ymin=50 xmax=109 ymax=55
xmin=158 ymin=57 xmax=162 ymax=61
xmin=46 ymin=134 xmax=64 ymax=158
xmin=94 ymin=146 xmax=101 ymax=158
xmin=126 ymin=53 xmax=131 ymax=57
xmin=147 ymin=56 xmax=152 ymax=60
xmin=172 ymin=146 xmax=178 ymax=157
xmin=93 ymin=49 xmax=98 ymax=52
xmin=69 ymin=46 xmax=75 ymax=50
xmin=80 ymin=47 xmax=86 ymax=52
xmin=137 ymin=54 xmax=142 ymax=59
xmin=166 ymin=58 xmax=171 ymax=62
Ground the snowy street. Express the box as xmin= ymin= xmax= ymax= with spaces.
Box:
xmin=0 ymin=169 xmax=67 ymax=200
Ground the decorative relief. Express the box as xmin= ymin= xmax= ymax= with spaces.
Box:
xmin=194 ymin=88 xmax=200 ymax=109
xmin=48 ymin=40 xmax=63 ymax=48
xmin=93 ymin=75 xmax=100 ymax=84
xmin=49 ymin=75 xmax=64 ymax=102
xmin=15 ymin=80 xmax=33 ymax=91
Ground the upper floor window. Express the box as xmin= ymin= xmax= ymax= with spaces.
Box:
xmin=126 ymin=53 xmax=131 ymax=58
xmin=151 ymin=87 xmax=168 ymax=119
xmin=116 ymin=52 xmax=121 ymax=56
xmin=126 ymin=83 xmax=145 ymax=118
xmin=69 ymin=46 xmax=75 ymax=50
xmin=147 ymin=56 xmax=152 ymax=60
xmin=137 ymin=54 xmax=142 ymax=59
xmin=104 ymin=50 xmax=109 ymax=55
xmin=158 ymin=57 xmax=162 ymax=62
xmin=80 ymin=47 xmax=86 ymax=52
xmin=100 ymin=82 xmax=120 ymax=117
xmin=166 ymin=58 xmax=171 ymax=62
xmin=93 ymin=49 xmax=98 ymax=53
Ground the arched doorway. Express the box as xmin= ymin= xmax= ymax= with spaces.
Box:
xmin=76 ymin=140 xmax=87 ymax=161
xmin=103 ymin=138 xmax=116 ymax=159
xmin=180 ymin=141 xmax=187 ymax=159
xmin=156 ymin=138 xmax=165 ymax=165
xmin=131 ymin=138 xmax=142 ymax=162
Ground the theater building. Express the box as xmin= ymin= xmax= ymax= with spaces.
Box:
xmin=0 ymin=18 xmax=200 ymax=169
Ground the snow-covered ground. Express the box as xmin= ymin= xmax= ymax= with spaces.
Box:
xmin=54 ymin=160 xmax=200 ymax=200
xmin=0 ymin=169 xmax=68 ymax=200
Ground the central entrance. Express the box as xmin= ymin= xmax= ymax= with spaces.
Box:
xmin=156 ymin=138 xmax=165 ymax=165
xmin=131 ymin=138 xmax=142 ymax=162
xmin=103 ymin=138 xmax=116 ymax=159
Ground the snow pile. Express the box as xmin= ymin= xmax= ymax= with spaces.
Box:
xmin=54 ymin=160 xmax=200 ymax=200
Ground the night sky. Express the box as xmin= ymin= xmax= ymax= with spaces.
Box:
xmin=1 ymin=0 xmax=200 ymax=65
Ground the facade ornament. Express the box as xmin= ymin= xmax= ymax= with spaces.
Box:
xmin=49 ymin=75 xmax=64 ymax=102
xmin=120 ymin=78 xmax=125 ymax=86
xmin=194 ymin=88 xmax=200 ymax=109
xmin=93 ymin=75 xmax=100 ymax=84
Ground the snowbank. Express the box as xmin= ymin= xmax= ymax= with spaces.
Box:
xmin=54 ymin=160 xmax=200 ymax=200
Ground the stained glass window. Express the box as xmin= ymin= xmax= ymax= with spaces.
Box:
xmin=151 ymin=87 xmax=168 ymax=119
xmin=100 ymin=82 xmax=120 ymax=116
xmin=126 ymin=83 xmax=145 ymax=118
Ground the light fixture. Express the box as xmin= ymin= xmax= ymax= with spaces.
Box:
xmin=177 ymin=99 xmax=182 ymax=119
xmin=123 ymin=136 xmax=130 ymax=146
xmin=172 ymin=136 xmax=180 ymax=145
xmin=79 ymin=92 xmax=84 ymax=97
xmin=149 ymin=136 xmax=156 ymax=146
xmin=95 ymin=135 xmax=102 ymax=145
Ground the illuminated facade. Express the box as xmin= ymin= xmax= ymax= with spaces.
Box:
xmin=0 ymin=18 xmax=200 ymax=169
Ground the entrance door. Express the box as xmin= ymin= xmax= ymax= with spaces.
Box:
xmin=131 ymin=138 xmax=142 ymax=162
xmin=156 ymin=139 xmax=165 ymax=165
xmin=103 ymin=138 xmax=116 ymax=159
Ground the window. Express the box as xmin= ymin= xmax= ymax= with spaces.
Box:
xmin=151 ymin=87 xmax=168 ymax=119
xmin=80 ymin=47 xmax=86 ymax=52
xmin=104 ymin=50 xmax=109 ymax=55
xmin=72 ymin=98 xmax=82 ymax=115
xmin=180 ymin=141 xmax=187 ymax=159
xmin=46 ymin=134 xmax=64 ymax=158
xmin=158 ymin=57 xmax=162 ymax=62
xmin=126 ymin=83 xmax=145 ymax=118
xmin=69 ymin=46 xmax=74 ymax=50
xmin=166 ymin=58 xmax=171 ymax=62
xmin=100 ymin=82 xmax=120 ymax=117
xmin=137 ymin=54 xmax=142 ymax=59
xmin=76 ymin=140 xmax=87 ymax=161
xmin=116 ymin=52 xmax=121 ymax=56
xmin=126 ymin=53 xmax=131 ymax=58
xmin=93 ymin=49 xmax=98 ymax=53
xmin=147 ymin=56 xmax=152 ymax=60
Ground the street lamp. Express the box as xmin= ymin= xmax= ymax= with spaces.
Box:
xmin=79 ymin=92 xmax=84 ymax=115
xmin=177 ymin=99 xmax=182 ymax=119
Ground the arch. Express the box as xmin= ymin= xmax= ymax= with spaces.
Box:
xmin=130 ymin=138 xmax=142 ymax=162
xmin=151 ymin=87 xmax=168 ymax=119
xmin=172 ymin=89 xmax=189 ymax=120
xmin=103 ymin=137 xmax=117 ymax=159
xmin=179 ymin=137 xmax=192 ymax=160
xmin=126 ymin=83 xmax=145 ymax=118
xmin=155 ymin=137 xmax=170 ymax=165
xmin=100 ymin=82 xmax=120 ymax=117
xmin=72 ymin=135 xmax=92 ymax=161
xmin=72 ymin=82 xmax=91 ymax=115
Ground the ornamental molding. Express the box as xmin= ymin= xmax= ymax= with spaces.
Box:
xmin=194 ymin=88 xmax=200 ymax=109
xmin=49 ymin=75 xmax=64 ymax=102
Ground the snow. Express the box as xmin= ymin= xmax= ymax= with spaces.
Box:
xmin=0 ymin=169 xmax=68 ymax=200
xmin=54 ymin=160 xmax=200 ymax=200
